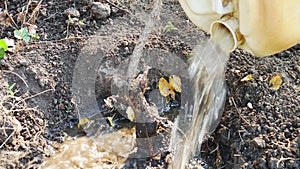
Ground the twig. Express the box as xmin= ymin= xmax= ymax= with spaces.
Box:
xmin=29 ymin=35 xmax=94 ymax=45
xmin=238 ymin=130 xmax=244 ymax=143
xmin=10 ymin=107 xmax=37 ymax=113
xmin=105 ymin=0 xmax=132 ymax=15
xmin=0 ymin=127 xmax=15 ymax=130
xmin=42 ymin=12 xmax=59 ymax=21
xmin=164 ymin=119 xmax=186 ymax=139
xmin=65 ymin=15 xmax=70 ymax=39
xmin=33 ymin=130 xmax=42 ymax=142
xmin=0 ymin=130 xmax=15 ymax=149
xmin=277 ymin=157 xmax=300 ymax=167
xmin=209 ymin=143 xmax=219 ymax=154
xmin=23 ymin=0 xmax=32 ymax=25
xmin=4 ymin=0 xmax=19 ymax=29
xmin=27 ymin=0 xmax=43 ymax=24
xmin=229 ymin=97 xmax=251 ymax=125
xmin=1 ymin=70 xmax=29 ymax=88
xmin=20 ymin=89 xmax=53 ymax=103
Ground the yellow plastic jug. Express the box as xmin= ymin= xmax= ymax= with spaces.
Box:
xmin=179 ymin=0 xmax=300 ymax=56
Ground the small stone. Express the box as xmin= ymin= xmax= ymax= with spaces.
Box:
xmin=251 ymin=137 xmax=266 ymax=148
xmin=53 ymin=98 xmax=58 ymax=104
xmin=247 ymin=102 xmax=253 ymax=109
xmin=19 ymin=58 xmax=29 ymax=66
xmin=257 ymin=126 xmax=261 ymax=132
xmin=38 ymin=78 xmax=47 ymax=87
xmin=295 ymin=65 xmax=300 ymax=74
xmin=59 ymin=103 xmax=65 ymax=110
xmin=33 ymin=125 xmax=40 ymax=131
xmin=40 ymin=8 xmax=47 ymax=16
xmin=64 ymin=8 xmax=80 ymax=17
xmin=257 ymin=158 xmax=268 ymax=169
xmin=91 ymin=2 xmax=111 ymax=19
xmin=111 ymin=6 xmax=119 ymax=13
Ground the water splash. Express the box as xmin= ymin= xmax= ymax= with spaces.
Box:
xmin=171 ymin=27 xmax=231 ymax=168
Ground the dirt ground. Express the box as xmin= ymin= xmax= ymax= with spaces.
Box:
xmin=0 ymin=0 xmax=299 ymax=169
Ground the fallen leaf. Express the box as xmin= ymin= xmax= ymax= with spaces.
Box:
xmin=169 ymin=75 xmax=182 ymax=93
xmin=126 ymin=106 xmax=135 ymax=121
xmin=158 ymin=75 xmax=182 ymax=100
xmin=107 ymin=116 xmax=115 ymax=127
xmin=78 ymin=117 xmax=90 ymax=128
xmin=270 ymin=74 xmax=282 ymax=90
xmin=158 ymin=77 xmax=174 ymax=99
xmin=241 ymin=74 xmax=253 ymax=82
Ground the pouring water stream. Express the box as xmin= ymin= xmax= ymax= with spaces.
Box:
xmin=171 ymin=27 xmax=232 ymax=168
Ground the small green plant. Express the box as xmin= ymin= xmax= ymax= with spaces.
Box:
xmin=0 ymin=39 xmax=8 ymax=60
xmin=14 ymin=27 xmax=31 ymax=42
xmin=14 ymin=26 xmax=39 ymax=42
xmin=78 ymin=19 xmax=86 ymax=26
xmin=164 ymin=21 xmax=177 ymax=33
xmin=7 ymin=83 xmax=16 ymax=96
xmin=66 ymin=14 xmax=71 ymax=38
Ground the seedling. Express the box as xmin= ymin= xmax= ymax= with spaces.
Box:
xmin=0 ymin=39 xmax=8 ymax=60
xmin=66 ymin=14 xmax=71 ymax=38
xmin=14 ymin=27 xmax=30 ymax=42
xmin=7 ymin=83 xmax=16 ymax=96
xmin=164 ymin=21 xmax=177 ymax=33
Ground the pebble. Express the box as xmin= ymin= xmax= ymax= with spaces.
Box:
xmin=268 ymin=157 xmax=277 ymax=168
xmin=38 ymin=78 xmax=47 ymax=87
xmin=91 ymin=2 xmax=111 ymax=19
xmin=19 ymin=58 xmax=29 ymax=66
xmin=295 ymin=65 xmax=300 ymax=74
xmin=247 ymin=102 xmax=253 ymax=109
xmin=257 ymin=158 xmax=268 ymax=169
xmin=64 ymin=7 xmax=80 ymax=17
xmin=251 ymin=137 xmax=266 ymax=148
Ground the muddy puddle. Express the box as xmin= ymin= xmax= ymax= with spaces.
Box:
xmin=41 ymin=127 xmax=136 ymax=168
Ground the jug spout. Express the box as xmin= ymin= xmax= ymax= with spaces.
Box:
xmin=210 ymin=16 xmax=244 ymax=52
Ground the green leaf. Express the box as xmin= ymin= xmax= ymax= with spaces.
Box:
xmin=7 ymin=83 xmax=16 ymax=96
xmin=14 ymin=27 xmax=30 ymax=42
xmin=0 ymin=39 xmax=8 ymax=51
xmin=32 ymin=34 xmax=40 ymax=40
xmin=14 ymin=29 xmax=23 ymax=40
xmin=9 ymin=91 xmax=14 ymax=96
xmin=0 ymin=48 xmax=5 ymax=60
xmin=23 ymin=36 xmax=30 ymax=42
xmin=21 ymin=27 xmax=29 ymax=36
xmin=8 ymin=83 xmax=16 ymax=90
